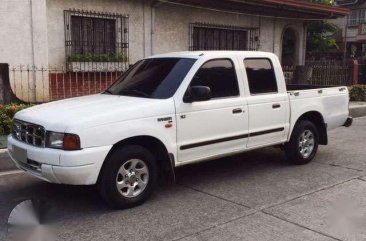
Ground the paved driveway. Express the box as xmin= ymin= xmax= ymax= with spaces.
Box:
xmin=1 ymin=117 xmax=366 ymax=241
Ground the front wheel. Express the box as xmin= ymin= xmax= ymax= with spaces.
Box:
xmin=98 ymin=145 xmax=158 ymax=209
xmin=285 ymin=120 xmax=319 ymax=165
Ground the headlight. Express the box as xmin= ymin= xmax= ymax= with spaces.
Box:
xmin=46 ymin=132 xmax=81 ymax=150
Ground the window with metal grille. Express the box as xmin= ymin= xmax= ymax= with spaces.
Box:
xmin=348 ymin=9 xmax=366 ymax=27
xmin=348 ymin=10 xmax=359 ymax=26
xmin=189 ymin=23 xmax=260 ymax=51
xmin=64 ymin=9 xmax=129 ymax=64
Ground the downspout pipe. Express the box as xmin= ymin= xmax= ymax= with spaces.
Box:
xmin=29 ymin=0 xmax=37 ymax=102
xmin=151 ymin=1 xmax=162 ymax=56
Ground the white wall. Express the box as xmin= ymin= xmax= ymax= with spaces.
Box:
xmin=0 ymin=0 xmax=48 ymax=66
xmin=0 ymin=0 xmax=49 ymax=102
xmin=153 ymin=3 xmax=260 ymax=54
xmin=0 ymin=0 xmax=307 ymax=102
xmin=0 ymin=0 xmax=306 ymax=66
xmin=46 ymin=0 xmax=147 ymax=66
xmin=153 ymin=2 xmax=306 ymax=65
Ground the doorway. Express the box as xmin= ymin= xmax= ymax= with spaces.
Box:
xmin=281 ymin=28 xmax=298 ymax=66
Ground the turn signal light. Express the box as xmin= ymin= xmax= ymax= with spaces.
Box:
xmin=63 ymin=134 xmax=81 ymax=150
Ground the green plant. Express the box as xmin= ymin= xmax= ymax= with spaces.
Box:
xmin=0 ymin=104 xmax=33 ymax=136
xmin=68 ymin=53 xmax=128 ymax=62
xmin=306 ymin=21 xmax=340 ymax=54
xmin=348 ymin=85 xmax=366 ymax=102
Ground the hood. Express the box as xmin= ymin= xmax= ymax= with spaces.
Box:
xmin=15 ymin=94 xmax=175 ymax=132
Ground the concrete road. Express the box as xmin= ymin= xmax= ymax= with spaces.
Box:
xmin=1 ymin=117 xmax=366 ymax=241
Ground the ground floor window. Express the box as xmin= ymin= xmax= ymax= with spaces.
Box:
xmin=189 ymin=23 xmax=260 ymax=51
xmin=70 ymin=16 xmax=116 ymax=54
xmin=64 ymin=9 xmax=129 ymax=64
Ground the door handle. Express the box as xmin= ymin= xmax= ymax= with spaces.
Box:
xmin=232 ymin=108 xmax=243 ymax=114
xmin=272 ymin=104 xmax=281 ymax=109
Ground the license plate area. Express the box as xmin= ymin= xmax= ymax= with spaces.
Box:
xmin=12 ymin=145 xmax=28 ymax=164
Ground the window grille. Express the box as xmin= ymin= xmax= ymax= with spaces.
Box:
xmin=348 ymin=9 xmax=366 ymax=27
xmin=189 ymin=23 xmax=260 ymax=51
xmin=64 ymin=9 xmax=129 ymax=65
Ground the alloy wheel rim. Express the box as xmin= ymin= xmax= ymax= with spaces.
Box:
xmin=298 ymin=129 xmax=315 ymax=159
xmin=116 ymin=159 xmax=149 ymax=198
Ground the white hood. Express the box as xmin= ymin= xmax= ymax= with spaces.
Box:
xmin=15 ymin=94 xmax=175 ymax=132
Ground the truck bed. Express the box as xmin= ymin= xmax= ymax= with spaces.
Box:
xmin=286 ymin=84 xmax=349 ymax=132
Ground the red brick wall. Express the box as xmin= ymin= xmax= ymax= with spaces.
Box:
xmin=49 ymin=72 xmax=121 ymax=101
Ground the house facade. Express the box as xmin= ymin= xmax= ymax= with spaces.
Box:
xmin=335 ymin=0 xmax=366 ymax=58
xmin=0 ymin=0 xmax=348 ymax=102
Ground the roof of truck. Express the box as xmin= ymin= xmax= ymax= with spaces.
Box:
xmin=147 ymin=51 xmax=277 ymax=59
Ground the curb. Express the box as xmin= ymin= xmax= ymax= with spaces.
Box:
xmin=350 ymin=104 xmax=366 ymax=118
xmin=0 ymin=149 xmax=16 ymax=173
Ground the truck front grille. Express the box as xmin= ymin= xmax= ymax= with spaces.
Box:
xmin=12 ymin=119 xmax=46 ymax=147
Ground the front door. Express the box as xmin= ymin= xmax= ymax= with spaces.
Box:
xmin=175 ymin=58 xmax=249 ymax=163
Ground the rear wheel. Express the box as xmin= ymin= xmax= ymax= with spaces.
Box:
xmin=98 ymin=145 xmax=158 ymax=209
xmin=285 ymin=120 xmax=319 ymax=165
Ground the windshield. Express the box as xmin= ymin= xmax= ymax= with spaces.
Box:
xmin=105 ymin=58 xmax=197 ymax=99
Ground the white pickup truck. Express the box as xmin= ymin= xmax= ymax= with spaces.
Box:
xmin=8 ymin=51 xmax=352 ymax=208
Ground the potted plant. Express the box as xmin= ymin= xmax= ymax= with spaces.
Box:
xmin=0 ymin=104 xmax=32 ymax=148
xmin=68 ymin=53 xmax=128 ymax=72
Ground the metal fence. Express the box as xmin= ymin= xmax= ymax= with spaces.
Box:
xmin=9 ymin=61 xmax=353 ymax=104
xmin=9 ymin=65 xmax=123 ymax=103
xmin=308 ymin=62 xmax=351 ymax=86
xmin=282 ymin=65 xmax=295 ymax=83
xmin=283 ymin=62 xmax=352 ymax=86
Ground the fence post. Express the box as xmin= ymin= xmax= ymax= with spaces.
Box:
xmin=294 ymin=66 xmax=313 ymax=85
xmin=0 ymin=63 xmax=24 ymax=104
xmin=350 ymin=59 xmax=359 ymax=85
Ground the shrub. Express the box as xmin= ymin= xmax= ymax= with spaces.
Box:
xmin=0 ymin=104 xmax=33 ymax=136
xmin=348 ymin=85 xmax=366 ymax=102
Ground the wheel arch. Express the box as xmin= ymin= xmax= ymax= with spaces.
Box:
xmin=98 ymin=135 xmax=175 ymax=184
xmin=294 ymin=111 xmax=328 ymax=145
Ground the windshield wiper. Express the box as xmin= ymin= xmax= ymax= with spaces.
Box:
xmin=119 ymin=90 xmax=152 ymax=98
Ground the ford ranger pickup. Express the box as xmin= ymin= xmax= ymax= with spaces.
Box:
xmin=8 ymin=51 xmax=353 ymax=208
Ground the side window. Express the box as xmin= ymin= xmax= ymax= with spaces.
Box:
xmin=190 ymin=59 xmax=239 ymax=99
xmin=244 ymin=58 xmax=278 ymax=94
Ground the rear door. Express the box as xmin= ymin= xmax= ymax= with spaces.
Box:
xmin=175 ymin=58 xmax=249 ymax=163
xmin=243 ymin=58 xmax=289 ymax=148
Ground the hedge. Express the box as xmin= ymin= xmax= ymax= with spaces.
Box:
xmin=349 ymin=85 xmax=366 ymax=102
xmin=0 ymin=104 xmax=33 ymax=136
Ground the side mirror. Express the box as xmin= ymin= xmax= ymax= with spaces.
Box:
xmin=184 ymin=86 xmax=211 ymax=103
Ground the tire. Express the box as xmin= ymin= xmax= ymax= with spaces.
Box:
xmin=98 ymin=145 xmax=158 ymax=209
xmin=285 ymin=120 xmax=319 ymax=165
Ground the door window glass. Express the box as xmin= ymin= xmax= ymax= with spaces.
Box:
xmin=190 ymin=59 xmax=239 ymax=98
xmin=244 ymin=58 xmax=278 ymax=94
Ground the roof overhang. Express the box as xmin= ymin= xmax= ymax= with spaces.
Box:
xmin=158 ymin=0 xmax=350 ymax=19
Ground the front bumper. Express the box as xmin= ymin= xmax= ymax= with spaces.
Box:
xmin=7 ymin=136 xmax=112 ymax=185
xmin=343 ymin=116 xmax=353 ymax=127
